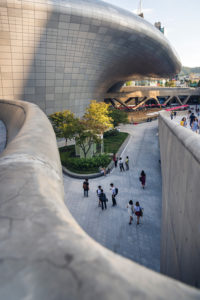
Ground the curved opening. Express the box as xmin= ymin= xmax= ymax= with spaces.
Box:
xmin=0 ymin=100 xmax=26 ymax=145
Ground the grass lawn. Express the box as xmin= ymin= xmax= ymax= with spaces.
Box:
xmin=59 ymin=132 xmax=129 ymax=173
xmin=103 ymin=132 xmax=128 ymax=154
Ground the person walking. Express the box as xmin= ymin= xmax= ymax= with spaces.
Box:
xmin=180 ymin=117 xmax=185 ymax=126
xmin=113 ymin=153 xmax=118 ymax=168
xmin=170 ymin=111 xmax=173 ymax=120
xmin=125 ymin=156 xmax=129 ymax=170
xmin=192 ymin=117 xmax=198 ymax=133
xmin=99 ymin=189 xmax=107 ymax=210
xmin=189 ymin=112 xmax=195 ymax=128
xmin=134 ymin=201 xmax=143 ymax=225
xmin=83 ymin=178 xmax=89 ymax=197
xmin=139 ymin=170 xmax=146 ymax=189
xmin=96 ymin=185 xmax=102 ymax=207
xmin=183 ymin=117 xmax=187 ymax=128
xmin=127 ymin=200 xmax=133 ymax=225
xmin=110 ymin=183 xmax=118 ymax=206
xmin=119 ymin=157 xmax=125 ymax=172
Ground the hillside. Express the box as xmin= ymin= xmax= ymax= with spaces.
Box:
xmin=180 ymin=66 xmax=200 ymax=75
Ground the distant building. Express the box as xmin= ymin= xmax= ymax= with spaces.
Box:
xmin=154 ymin=22 xmax=164 ymax=34
xmin=125 ymin=78 xmax=167 ymax=87
xmin=189 ymin=73 xmax=200 ymax=81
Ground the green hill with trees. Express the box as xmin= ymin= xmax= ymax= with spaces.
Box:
xmin=180 ymin=66 xmax=200 ymax=75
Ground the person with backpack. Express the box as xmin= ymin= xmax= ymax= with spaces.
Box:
xmin=110 ymin=183 xmax=118 ymax=206
xmin=134 ymin=201 xmax=143 ymax=225
xmin=99 ymin=189 xmax=108 ymax=210
xmin=139 ymin=170 xmax=146 ymax=189
xmin=83 ymin=178 xmax=89 ymax=197
xmin=96 ymin=185 xmax=102 ymax=207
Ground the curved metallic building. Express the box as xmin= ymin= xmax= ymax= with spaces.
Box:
xmin=0 ymin=0 xmax=181 ymax=115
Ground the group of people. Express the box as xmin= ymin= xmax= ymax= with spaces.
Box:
xmin=188 ymin=112 xmax=199 ymax=133
xmin=179 ymin=110 xmax=200 ymax=133
xmin=96 ymin=183 xmax=118 ymax=210
xmin=170 ymin=111 xmax=177 ymax=119
xmin=113 ymin=154 xmax=129 ymax=171
xmin=127 ymin=200 xmax=143 ymax=225
xmin=82 ymin=169 xmax=146 ymax=226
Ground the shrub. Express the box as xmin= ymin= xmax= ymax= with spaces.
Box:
xmin=62 ymin=154 xmax=111 ymax=171
xmin=103 ymin=129 xmax=119 ymax=138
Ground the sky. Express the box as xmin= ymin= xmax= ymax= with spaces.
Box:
xmin=103 ymin=0 xmax=200 ymax=68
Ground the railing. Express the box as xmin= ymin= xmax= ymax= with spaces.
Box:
xmin=0 ymin=99 xmax=199 ymax=299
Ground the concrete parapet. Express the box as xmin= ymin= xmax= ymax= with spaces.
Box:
xmin=0 ymin=99 xmax=199 ymax=299
xmin=159 ymin=111 xmax=200 ymax=288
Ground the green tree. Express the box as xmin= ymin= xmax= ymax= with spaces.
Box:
xmin=49 ymin=101 xmax=115 ymax=158
xmin=74 ymin=118 xmax=101 ymax=158
xmin=126 ymin=81 xmax=132 ymax=86
xmin=49 ymin=110 xmax=77 ymax=144
xmin=197 ymin=80 xmax=200 ymax=87
xmin=108 ymin=107 xmax=129 ymax=127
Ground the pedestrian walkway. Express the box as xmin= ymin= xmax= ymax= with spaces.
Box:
xmin=63 ymin=121 xmax=162 ymax=272
xmin=0 ymin=120 xmax=6 ymax=153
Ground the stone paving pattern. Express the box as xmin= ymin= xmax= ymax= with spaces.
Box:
xmin=0 ymin=120 xmax=6 ymax=153
xmin=64 ymin=121 xmax=162 ymax=272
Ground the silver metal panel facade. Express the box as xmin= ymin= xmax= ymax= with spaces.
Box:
xmin=0 ymin=0 xmax=181 ymax=115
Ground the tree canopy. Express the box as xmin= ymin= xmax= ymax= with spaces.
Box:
xmin=83 ymin=100 xmax=113 ymax=133
xmin=108 ymin=107 xmax=129 ymax=127
xmin=48 ymin=110 xmax=77 ymax=143
xmin=49 ymin=101 xmax=115 ymax=158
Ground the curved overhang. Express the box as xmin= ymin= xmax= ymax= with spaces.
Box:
xmin=0 ymin=0 xmax=181 ymax=115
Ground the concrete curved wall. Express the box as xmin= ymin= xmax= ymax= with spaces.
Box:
xmin=159 ymin=112 xmax=200 ymax=288
xmin=0 ymin=99 xmax=199 ymax=299
xmin=0 ymin=0 xmax=181 ymax=115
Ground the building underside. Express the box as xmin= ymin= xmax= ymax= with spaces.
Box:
xmin=0 ymin=0 xmax=181 ymax=115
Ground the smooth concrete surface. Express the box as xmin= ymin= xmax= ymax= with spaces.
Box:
xmin=0 ymin=120 xmax=6 ymax=152
xmin=64 ymin=122 xmax=162 ymax=272
xmin=0 ymin=99 xmax=200 ymax=299
xmin=0 ymin=0 xmax=181 ymax=115
xmin=159 ymin=111 xmax=200 ymax=288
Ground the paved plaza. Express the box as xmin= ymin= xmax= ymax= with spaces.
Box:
xmin=0 ymin=121 xmax=6 ymax=153
xmin=64 ymin=121 xmax=162 ymax=272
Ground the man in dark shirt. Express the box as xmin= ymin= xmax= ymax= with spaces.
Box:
xmin=99 ymin=189 xmax=107 ymax=210
xmin=189 ymin=113 xmax=195 ymax=127
xmin=83 ymin=178 xmax=89 ymax=197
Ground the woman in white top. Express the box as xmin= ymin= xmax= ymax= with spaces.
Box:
xmin=134 ymin=201 xmax=142 ymax=225
xmin=127 ymin=200 xmax=133 ymax=225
